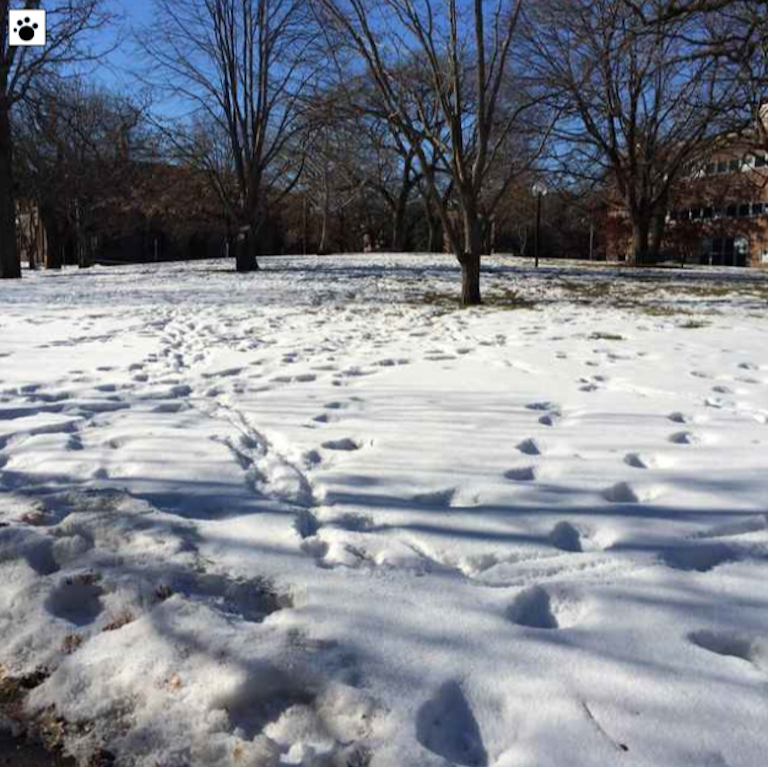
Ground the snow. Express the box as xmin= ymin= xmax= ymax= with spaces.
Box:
xmin=1 ymin=254 xmax=768 ymax=767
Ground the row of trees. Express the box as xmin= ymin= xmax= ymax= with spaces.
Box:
xmin=1 ymin=0 xmax=767 ymax=303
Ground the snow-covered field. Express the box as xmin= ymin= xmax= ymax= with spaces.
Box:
xmin=1 ymin=254 xmax=768 ymax=767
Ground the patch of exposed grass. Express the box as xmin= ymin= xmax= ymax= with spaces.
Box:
xmin=412 ymin=290 xmax=538 ymax=312
xmin=590 ymin=331 xmax=624 ymax=341
xmin=613 ymin=302 xmax=715 ymax=318
xmin=556 ymin=280 xmax=613 ymax=299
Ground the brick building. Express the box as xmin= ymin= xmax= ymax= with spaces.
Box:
xmin=667 ymin=141 xmax=768 ymax=267
xmin=606 ymin=138 xmax=768 ymax=268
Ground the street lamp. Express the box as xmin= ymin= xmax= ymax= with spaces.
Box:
xmin=532 ymin=181 xmax=547 ymax=268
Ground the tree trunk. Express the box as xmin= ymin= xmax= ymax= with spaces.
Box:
xmin=392 ymin=197 xmax=407 ymax=252
xmin=460 ymin=252 xmax=482 ymax=306
xmin=317 ymin=196 xmax=330 ymax=255
xmin=235 ymin=229 xmax=260 ymax=272
xmin=76 ymin=202 xmax=92 ymax=268
xmin=41 ymin=200 xmax=62 ymax=269
xmin=0 ymin=98 xmax=20 ymax=279
xmin=650 ymin=207 xmax=666 ymax=259
xmin=235 ymin=195 xmax=261 ymax=271
xmin=631 ymin=217 xmax=651 ymax=266
xmin=424 ymin=196 xmax=439 ymax=253
xmin=392 ymin=182 xmax=413 ymax=252
xmin=485 ymin=218 xmax=496 ymax=256
xmin=461 ymin=207 xmax=483 ymax=306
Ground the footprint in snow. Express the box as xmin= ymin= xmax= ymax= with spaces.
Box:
xmin=688 ymin=630 xmax=766 ymax=672
xmin=623 ymin=452 xmax=673 ymax=470
xmin=526 ymin=401 xmax=559 ymax=412
xmin=549 ymin=521 xmax=582 ymax=552
xmin=273 ymin=373 xmax=317 ymax=384
xmin=507 ymin=585 xmax=580 ymax=630
xmin=504 ymin=466 xmax=537 ymax=482
xmin=322 ymin=438 xmax=361 ymax=451
xmin=333 ymin=512 xmax=375 ymax=532
xmin=46 ymin=575 xmax=104 ymax=626
xmin=152 ymin=401 xmax=189 ymax=414
xmin=294 ymin=509 xmax=321 ymax=539
xmin=201 ymin=367 xmax=243 ymax=379
xmin=416 ymin=681 xmax=488 ymax=767
xmin=376 ymin=358 xmax=410 ymax=367
xmin=517 ymin=438 xmax=543 ymax=456
xmin=164 ymin=571 xmax=291 ymax=623
xmin=312 ymin=413 xmax=338 ymax=424
xmin=0 ymin=528 xmax=59 ymax=575
xmin=659 ymin=543 xmax=739 ymax=572
xmin=302 ymin=449 xmax=323 ymax=469
xmin=623 ymin=452 xmax=648 ymax=469
xmin=601 ymin=482 xmax=643 ymax=504
xmin=578 ymin=379 xmax=600 ymax=392
xmin=692 ymin=515 xmax=768 ymax=540
xmin=668 ymin=431 xmax=700 ymax=445
xmin=412 ymin=488 xmax=457 ymax=507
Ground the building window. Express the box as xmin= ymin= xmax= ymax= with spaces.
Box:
xmin=729 ymin=158 xmax=741 ymax=172
xmin=738 ymin=203 xmax=751 ymax=217
xmin=702 ymin=206 xmax=713 ymax=219
xmin=752 ymin=203 xmax=765 ymax=217
xmin=756 ymin=154 xmax=767 ymax=168
xmin=717 ymin=160 xmax=728 ymax=174
xmin=702 ymin=236 xmax=748 ymax=267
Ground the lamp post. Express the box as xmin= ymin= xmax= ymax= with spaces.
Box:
xmin=532 ymin=181 xmax=547 ymax=268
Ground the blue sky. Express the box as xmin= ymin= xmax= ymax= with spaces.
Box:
xmin=92 ymin=0 xmax=190 ymax=118
xmin=93 ymin=0 xmax=154 ymax=91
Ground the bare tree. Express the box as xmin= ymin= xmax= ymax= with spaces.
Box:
xmin=359 ymin=118 xmax=420 ymax=252
xmin=15 ymin=79 xmax=150 ymax=269
xmin=622 ymin=0 xmax=768 ymax=21
xmin=314 ymin=0 xmax=550 ymax=305
xmin=142 ymin=0 xmax=318 ymax=272
xmin=0 ymin=0 xmax=111 ymax=278
xmin=623 ymin=1 xmax=768 ymax=147
xmin=525 ymin=0 xmax=746 ymax=264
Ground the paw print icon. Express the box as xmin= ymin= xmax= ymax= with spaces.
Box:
xmin=8 ymin=9 xmax=46 ymax=47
